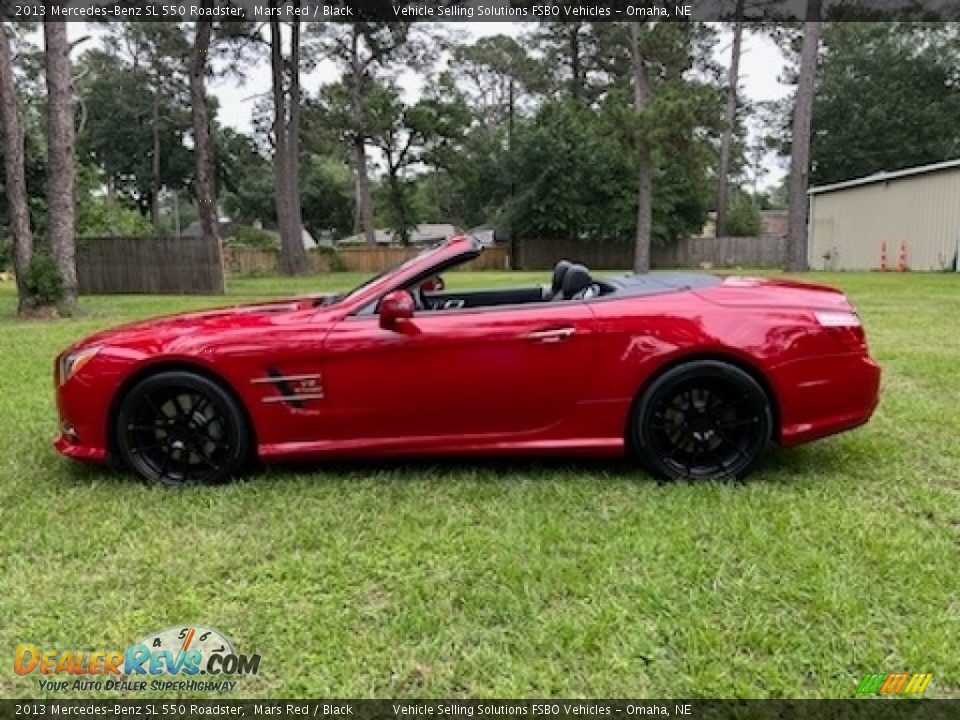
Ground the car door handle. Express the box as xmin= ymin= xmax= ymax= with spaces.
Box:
xmin=528 ymin=327 xmax=576 ymax=343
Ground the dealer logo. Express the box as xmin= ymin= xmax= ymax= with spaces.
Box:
xmin=14 ymin=625 xmax=260 ymax=692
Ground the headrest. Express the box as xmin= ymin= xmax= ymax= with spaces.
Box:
xmin=551 ymin=260 xmax=573 ymax=294
xmin=561 ymin=264 xmax=592 ymax=299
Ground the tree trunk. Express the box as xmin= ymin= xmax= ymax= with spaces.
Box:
xmin=786 ymin=8 xmax=822 ymax=272
xmin=287 ymin=14 xmax=306 ymax=270
xmin=190 ymin=9 xmax=225 ymax=292
xmin=569 ymin=23 xmax=582 ymax=100
xmin=44 ymin=17 xmax=77 ymax=312
xmin=151 ymin=97 xmax=161 ymax=232
xmin=353 ymin=136 xmax=376 ymax=245
xmin=631 ymin=22 xmax=652 ymax=275
xmin=350 ymin=29 xmax=376 ymax=246
xmin=0 ymin=22 xmax=36 ymax=314
xmin=270 ymin=13 xmax=308 ymax=275
xmin=715 ymin=2 xmax=744 ymax=238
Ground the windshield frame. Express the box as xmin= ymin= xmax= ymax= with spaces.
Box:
xmin=333 ymin=236 xmax=482 ymax=313
xmin=337 ymin=249 xmax=434 ymax=304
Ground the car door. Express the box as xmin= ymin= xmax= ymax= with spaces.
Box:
xmin=319 ymin=302 xmax=597 ymax=442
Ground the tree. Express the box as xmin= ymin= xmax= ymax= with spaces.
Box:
xmin=786 ymin=8 xmax=822 ymax=272
xmin=269 ymin=8 xmax=308 ymax=274
xmin=77 ymin=26 xmax=193 ymax=227
xmin=44 ymin=15 xmax=77 ymax=311
xmin=0 ymin=22 xmax=37 ymax=314
xmin=811 ymin=23 xmax=960 ymax=185
xmin=314 ymin=22 xmax=423 ymax=245
xmin=531 ymin=22 xmax=596 ymax=101
xmin=189 ymin=6 xmax=224 ymax=289
xmin=715 ymin=0 xmax=745 ymax=238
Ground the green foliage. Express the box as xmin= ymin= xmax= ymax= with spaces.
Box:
xmin=310 ymin=245 xmax=346 ymax=272
xmin=226 ymin=226 xmax=278 ymax=250
xmin=23 ymin=253 xmax=63 ymax=305
xmin=507 ymin=100 xmax=635 ymax=241
xmin=221 ymin=134 xmax=354 ymax=242
xmin=724 ymin=192 xmax=763 ymax=237
xmin=504 ymin=96 xmax=714 ymax=245
xmin=74 ymin=165 xmax=154 ymax=238
xmin=75 ymin=29 xmax=194 ymax=220
xmin=300 ymin=157 xmax=355 ymax=240
xmin=811 ymin=23 xmax=960 ymax=185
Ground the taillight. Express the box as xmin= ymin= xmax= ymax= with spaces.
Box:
xmin=814 ymin=310 xmax=867 ymax=352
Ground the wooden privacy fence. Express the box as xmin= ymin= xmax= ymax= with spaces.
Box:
xmin=77 ymin=236 xmax=224 ymax=294
xmin=652 ymin=235 xmax=787 ymax=269
xmin=515 ymin=236 xmax=786 ymax=270
xmin=337 ymin=245 xmax=509 ymax=273
xmin=223 ymin=248 xmax=334 ymax=276
xmin=224 ymin=244 xmax=510 ymax=277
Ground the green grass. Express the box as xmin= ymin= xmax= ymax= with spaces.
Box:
xmin=0 ymin=270 xmax=958 ymax=699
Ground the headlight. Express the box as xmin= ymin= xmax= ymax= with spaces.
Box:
xmin=58 ymin=346 xmax=101 ymax=386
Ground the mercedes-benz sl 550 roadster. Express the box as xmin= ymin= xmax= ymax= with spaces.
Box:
xmin=54 ymin=236 xmax=881 ymax=484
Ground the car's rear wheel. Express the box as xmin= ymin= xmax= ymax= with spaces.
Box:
xmin=115 ymin=371 xmax=250 ymax=485
xmin=631 ymin=360 xmax=772 ymax=481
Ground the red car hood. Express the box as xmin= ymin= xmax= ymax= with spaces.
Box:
xmin=75 ymin=298 xmax=321 ymax=351
xmin=696 ymin=275 xmax=854 ymax=311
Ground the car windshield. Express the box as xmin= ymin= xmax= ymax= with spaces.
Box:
xmin=336 ymin=242 xmax=446 ymax=303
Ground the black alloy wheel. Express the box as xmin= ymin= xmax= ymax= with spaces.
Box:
xmin=115 ymin=371 xmax=251 ymax=485
xmin=632 ymin=360 xmax=772 ymax=481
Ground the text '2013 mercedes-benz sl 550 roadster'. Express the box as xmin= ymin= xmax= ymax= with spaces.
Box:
xmin=54 ymin=236 xmax=880 ymax=485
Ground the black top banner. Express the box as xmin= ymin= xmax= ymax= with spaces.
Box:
xmin=0 ymin=702 xmax=958 ymax=720
xmin=1 ymin=0 xmax=958 ymax=23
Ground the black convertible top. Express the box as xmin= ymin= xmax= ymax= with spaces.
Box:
xmin=600 ymin=272 xmax=722 ymax=297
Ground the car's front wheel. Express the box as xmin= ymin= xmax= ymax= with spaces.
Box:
xmin=631 ymin=360 xmax=772 ymax=481
xmin=115 ymin=371 xmax=251 ymax=485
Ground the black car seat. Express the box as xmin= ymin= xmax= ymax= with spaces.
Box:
xmin=549 ymin=260 xmax=573 ymax=299
xmin=555 ymin=263 xmax=593 ymax=301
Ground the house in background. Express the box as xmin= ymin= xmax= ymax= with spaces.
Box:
xmin=337 ymin=223 xmax=461 ymax=246
xmin=808 ymin=158 xmax=960 ymax=271
xmin=182 ymin=219 xmax=325 ymax=250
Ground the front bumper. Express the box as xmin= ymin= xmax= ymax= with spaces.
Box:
xmin=53 ymin=374 xmax=112 ymax=465
xmin=54 ymin=430 xmax=108 ymax=463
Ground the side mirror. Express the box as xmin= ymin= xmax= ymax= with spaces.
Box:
xmin=379 ymin=289 xmax=415 ymax=330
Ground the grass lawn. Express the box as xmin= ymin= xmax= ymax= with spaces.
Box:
xmin=0 ymin=269 xmax=958 ymax=699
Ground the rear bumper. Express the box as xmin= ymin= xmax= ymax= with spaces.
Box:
xmin=772 ymin=352 xmax=881 ymax=447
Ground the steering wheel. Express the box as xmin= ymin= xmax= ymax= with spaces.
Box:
xmin=410 ymin=284 xmax=426 ymax=311
xmin=412 ymin=276 xmax=445 ymax=311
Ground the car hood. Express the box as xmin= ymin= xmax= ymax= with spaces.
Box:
xmin=73 ymin=297 xmax=329 ymax=352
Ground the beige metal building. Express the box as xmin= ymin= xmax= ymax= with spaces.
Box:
xmin=808 ymin=158 xmax=960 ymax=271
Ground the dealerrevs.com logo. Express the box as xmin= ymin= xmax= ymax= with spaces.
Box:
xmin=14 ymin=625 xmax=260 ymax=693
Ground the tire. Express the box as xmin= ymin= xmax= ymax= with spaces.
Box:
xmin=631 ymin=360 xmax=772 ymax=482
xmin=115 ymin=371 xmax=251 ymax=485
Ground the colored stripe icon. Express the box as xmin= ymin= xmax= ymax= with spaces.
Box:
xmin=857 ymin=672 xmax=932 ymax=695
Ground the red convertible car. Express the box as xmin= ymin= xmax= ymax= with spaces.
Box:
xmin=54 ymin=236 xmax=880 ymax=485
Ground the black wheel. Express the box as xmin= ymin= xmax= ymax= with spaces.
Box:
xmin=631 ymin=361 xmax=772 ymax=481
xmin=115 ymin=371 xmax=251 ymax=485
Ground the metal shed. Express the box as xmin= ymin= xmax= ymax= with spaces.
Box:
xmin=808 ymin=159 xmax=960 ymax=271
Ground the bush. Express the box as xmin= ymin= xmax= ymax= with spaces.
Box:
xmin=724 ymin=194 xmax=762 ymax=237
xmin=24 ymin=253 xmax=64 ymax=305
xmin=310 ymin=245 xmax=346 ymax=272
xmin=226 ymin=225 xmax=279 ymax=250
xmin=0 ymin=238 xmax=11 ymax=271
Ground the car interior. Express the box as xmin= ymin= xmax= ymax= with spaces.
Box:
xmin=413 ymin=260 xmax=614 ymax=311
